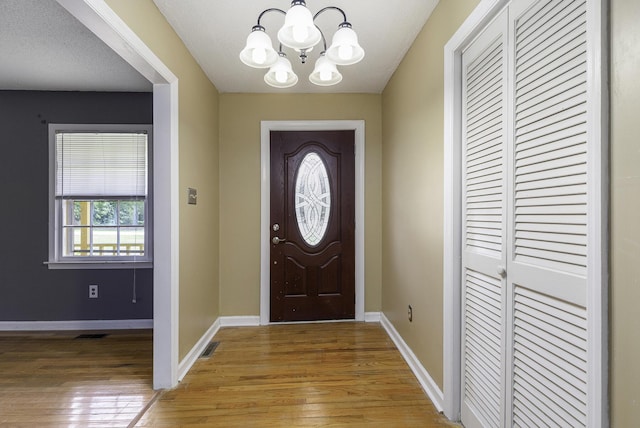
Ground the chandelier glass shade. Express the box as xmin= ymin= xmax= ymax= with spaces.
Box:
xmin=309 ymin=53 xmax=342 ymax=86
xmin=325 ymin=23 xmax=365 ymax=66
xmin=277 ymin=3 xmax=322 ymax=50
xmin=239 ymin=1 xmax=364 ymax=88
xmin=239 ymin=26 xmax=279 ymax=68
xmin=264 ymin=54 xmax=298 ymax=88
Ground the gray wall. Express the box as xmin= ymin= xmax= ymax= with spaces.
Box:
xmin=0 ymin=91 xmax=153 ymax=321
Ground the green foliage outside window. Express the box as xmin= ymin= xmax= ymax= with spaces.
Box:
xmin=73 ymin=200 xmax=144 ymax=226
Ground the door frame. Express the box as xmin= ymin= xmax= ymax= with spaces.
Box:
xmin=56 ymin=0 xmax=180 ymax=389
xmin=443 ymin=0 xmax=608 ymax=424
xmin=260 ymin=121 xmax=365 ymax=325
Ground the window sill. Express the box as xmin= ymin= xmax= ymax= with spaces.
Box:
xmin=45 ymin=260 xmax=153 ymax=270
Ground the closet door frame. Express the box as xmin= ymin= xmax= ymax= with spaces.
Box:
xmin=443 ymin=0 xmax=608 ymax=425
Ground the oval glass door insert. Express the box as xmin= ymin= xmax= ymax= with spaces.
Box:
xmin=295 ymin=152 xmax=331 ymax=246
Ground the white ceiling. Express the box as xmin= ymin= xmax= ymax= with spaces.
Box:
xmin=0 ymin=0 xmax=439 ymax=94
xmin=153 ymin=0 xmax=439 ymax=93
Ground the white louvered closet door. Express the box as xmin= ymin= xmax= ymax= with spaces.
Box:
xmin=460 ymin=9 xmax=508 ymax=428
xmin=507 ymin=0 xmax=590 ymax=426
xmin=460 ymin=0 xmax=600 ymax=427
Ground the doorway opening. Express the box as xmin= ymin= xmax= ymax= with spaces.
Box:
xmin=59 ymin=0 xmax=180 ymax=389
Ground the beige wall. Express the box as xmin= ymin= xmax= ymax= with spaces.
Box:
xmin=381 ymin=0 xmax=481 ymax=390
xmin=106 ymin=0 xmax=640 ymax=423
xmin=610 ymin=0 xmax=640 ymax=424
xmin=382 ymin=0 xmax=639 ymax=422
xmin=219 ymin=94 xmax=382 ymax=316
xmin=106 ymin=0 xmax=220 ymax=360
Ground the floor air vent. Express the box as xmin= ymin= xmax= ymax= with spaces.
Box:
xmin=75 ymin=333 xmax=108 ymax=339
xmin=200 ymin=341 xmax=220 ymax=358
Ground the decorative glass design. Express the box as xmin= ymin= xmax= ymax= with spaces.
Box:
xmin=295 ymin=152 xmax=331 ymax=246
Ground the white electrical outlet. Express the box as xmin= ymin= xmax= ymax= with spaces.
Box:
xmin=89 ymin=285 xmax=98 ymax=298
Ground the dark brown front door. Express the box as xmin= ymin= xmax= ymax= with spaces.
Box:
xmin=270 ymin=130 xmax=355 ymax=322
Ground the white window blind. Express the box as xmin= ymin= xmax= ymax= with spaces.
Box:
xmin=48 ymin=124 xmax=153 ymax=268
xmin=55 ymin=132 xmax=148 ymax=197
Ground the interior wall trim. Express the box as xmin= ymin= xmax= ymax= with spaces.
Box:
xmin=177 ymin=316 xmax=258 ymax=382
xmin=380 ymin=312 xmax=444 ymax=412
xmin=56 ymin=0 xmax=181 ymax=390
xmin=219 ymin=316 xmax=261 ymax=327
xmin=364 ymin=312 xmax=381 ymax=322
xmin=178 ymin=318 xmax=221 ymax=382
xmin=0 ymin=319 xmax=153 ymax=331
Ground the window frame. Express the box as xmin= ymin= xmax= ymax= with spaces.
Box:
xmin=48 ymin=123 xmax=153 ymax=269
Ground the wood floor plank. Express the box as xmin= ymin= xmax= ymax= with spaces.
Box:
xmin=0 ymin=323 xmax=458 ymax=427
xmin=136 ymin=322 xmax=458 ymax=427
xmin=0 ymin=330 xmax=154 ymax=428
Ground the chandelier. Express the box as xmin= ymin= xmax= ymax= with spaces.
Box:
xmin=239 ymin=0 xmax=365 ymax=88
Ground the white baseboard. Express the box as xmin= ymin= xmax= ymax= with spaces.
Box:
xmin=220 ymin=314 xmax=379 ymax=326
xmin=364 ymin=311 xmax=381 ymax=322
xmin=177 ymin=316 xmax=260 ymax=382
xmin=219 ymin=316 xmax=261 ymax=327
xmin=0 ymin=319 xmax=153 ymax=331
xmin=178 ymin=318 xmax=221 ymax=382
xmin=380 ymin=312 xmax=444 ymax=412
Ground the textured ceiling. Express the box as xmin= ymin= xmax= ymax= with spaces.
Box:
xmin=0 ymin=0 xmax=439 ymax=94
xmin=0 ymin=0 xmax=151 ymax=92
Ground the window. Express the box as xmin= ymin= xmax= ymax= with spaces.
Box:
xmin=294 ymin=151 xmax=331 ymax=246
xmin=48 ymin=124 xmax=152 ymax=268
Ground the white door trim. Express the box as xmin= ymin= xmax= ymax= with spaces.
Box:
xmin=56 ymin=0 xmax=180 ymax=389
xmin=443 ymin=0 xmax=608 ymax=424
xmin=260 ymin=121 xmax=365 ymax=325
xmin=585 ymin=0 xmax=609 ymax=425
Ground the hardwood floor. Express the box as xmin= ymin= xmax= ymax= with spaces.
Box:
xmin=0 ymin=323 xmax=458 ymax=427
xmin=140 ymin=323 xmax=457 ymax=427
xmin=0 ymin=330 xmax=154 ymax=427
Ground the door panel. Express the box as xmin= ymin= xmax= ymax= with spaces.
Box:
xmin=508 ymin=0 xmax=589 ymax=425
xmin=270 ymin=131 xmax=355 ymax=322
xmin=461 ymin=9 xmax=508 ymax=428
xmin=461 ymin=0 xmax=596 ymax=427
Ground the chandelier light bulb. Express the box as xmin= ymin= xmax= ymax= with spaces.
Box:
xmin=252 ymin=47 xmax=267 ymax=65
xmin=292 ymin=25 xmax=309 ymax=44
xmin=276 ymin=70 xmax=288 ymax=84
xmin=320 ymin=69 xmax=332 ymax=82
xmin=338 ymin=44 xmax=353 ymax=61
